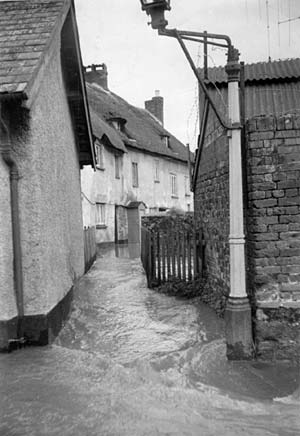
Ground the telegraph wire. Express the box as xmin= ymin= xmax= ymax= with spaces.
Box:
xmin=266 ymin=0 xmax=271 ymax=60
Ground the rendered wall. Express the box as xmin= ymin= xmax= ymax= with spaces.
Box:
xmin=81 ymin=141 xmax=125 ymax=244
xmin=123 ymin=147 xmax=193 ymax=213
xmin=13 ymin=40 xmax=84 ymax=316
xmin=81 ymin=142 xmax=193 ymax=245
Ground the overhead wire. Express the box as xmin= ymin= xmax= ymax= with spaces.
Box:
xmin=185 ymin=41 xmax=202 ymax=149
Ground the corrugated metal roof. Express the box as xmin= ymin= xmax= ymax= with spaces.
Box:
xmin=200 ymin=81 xmax=300 ymax=141
xmin=201 ymin=58 xmax=300 ymax=85
xmin=86 ymin=83 xmax=191 ymax=163
xmin=0 ymin=0 xmax=68 ymax=95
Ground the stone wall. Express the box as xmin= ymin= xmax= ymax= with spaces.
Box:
xmin=194 ymin=132 xmax=230 ymax=304
xmin=246 ymin=114 xmax=300 ymax=362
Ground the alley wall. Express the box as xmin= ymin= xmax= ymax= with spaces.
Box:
xmin=246 ymin=114 xmax=300 ymax=361
xmin=16 ymin=41 xmax=84 ymax=317
xmin=194 ymin=114 xmax=300 ymax=362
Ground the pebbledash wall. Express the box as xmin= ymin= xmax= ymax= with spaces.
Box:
xmin=194 ymin=114 xmax=300 ymax=362
xmin=0 ymin=40 xmax=85 ymax=347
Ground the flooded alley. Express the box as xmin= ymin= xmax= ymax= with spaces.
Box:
xmin=1 ymin=249 xmax=299 ymax=436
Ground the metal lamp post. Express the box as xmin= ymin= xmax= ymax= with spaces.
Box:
xmin=139 ymin=0 xmax=253 ymax=360
xmin=140 ymin=0 xmax=170 ymax=29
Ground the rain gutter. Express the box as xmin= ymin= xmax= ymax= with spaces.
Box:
xmin=0 ymin=103 xmax=24 ymax=345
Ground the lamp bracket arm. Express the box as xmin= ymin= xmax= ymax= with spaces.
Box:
xmin=159 ymin=28 xmax=232 ymax=48
xmin=159 ymin=28 xmax=230 ymax=129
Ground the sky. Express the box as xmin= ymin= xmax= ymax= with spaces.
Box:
xmin=75 ymin=0 xmax=300 ymax=150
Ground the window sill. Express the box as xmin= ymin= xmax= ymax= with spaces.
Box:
xmin=115 ymin=176 xmax=120 ymax=180
xmin=171 ymin=195 xmax=179 ymax=199
xmin=132 ymin=185 xmax=139 ymax=188
xmin=185 ymin=193 xmax=191 ymax=197
xmin=96 ymin=224 xmax=107 ymax=229
xmin=96 ymin=165 xmax=105 ymax=171
xmin=154 ymin=180 xmax=160 ymax=183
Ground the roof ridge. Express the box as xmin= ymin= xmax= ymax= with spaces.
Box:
xmin=86 ymin=81 xmax=191 ymax=162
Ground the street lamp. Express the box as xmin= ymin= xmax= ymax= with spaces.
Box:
xmin=139 ymin=0 xmax=253 ymax=360
xmin=140 ymin=0 xmax=171 ymax=29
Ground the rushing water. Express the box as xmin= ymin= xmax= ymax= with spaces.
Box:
xmin=0 ymin=249 xmax=299 ymax=436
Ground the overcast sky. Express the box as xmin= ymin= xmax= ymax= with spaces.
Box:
xmin=75 ymin=0 xmax=300 ymax=150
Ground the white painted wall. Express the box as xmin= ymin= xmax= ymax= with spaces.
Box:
xmin=81 ymin=140 xmax=193 ymax=244
xmin=15 ymin=40 xmax=84 ymax=316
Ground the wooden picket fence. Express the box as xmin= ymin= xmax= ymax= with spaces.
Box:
xmin=83 ymin=226 xmax=96 ymax=272
xmin=141 ymin=225 xmax=205 ymax=288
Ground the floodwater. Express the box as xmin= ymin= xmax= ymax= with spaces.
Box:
xmin=0 ymin=247 xmax=299 ymax=436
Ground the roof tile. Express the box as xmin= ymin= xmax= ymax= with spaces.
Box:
xmin=0 ymin=0 xmax=67 ymax=95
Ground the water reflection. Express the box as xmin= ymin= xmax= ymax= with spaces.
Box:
xmin=0 ymin=249 xmax=299 ymax=436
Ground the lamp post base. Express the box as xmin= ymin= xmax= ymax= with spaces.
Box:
xmin=225 ymin=296 xmax=253 ymax=360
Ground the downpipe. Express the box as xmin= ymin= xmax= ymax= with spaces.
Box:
xmin=0 ymin=105 xmax=25 ymax=348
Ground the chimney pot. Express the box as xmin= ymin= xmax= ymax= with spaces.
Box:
xmin=84 ymin=63 xmax=108 ymax=89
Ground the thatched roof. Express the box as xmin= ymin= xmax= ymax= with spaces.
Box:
xmin=86 ymin=82 xmax=192 ymax=163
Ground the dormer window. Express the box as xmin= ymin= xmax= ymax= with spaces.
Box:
xmin=108 ymin=116 xmax=126 ymax=132
xmin=112 ymin=120 xmax=121 ymax=131
xmin=161 ymin=134 xmax=170 ymax=148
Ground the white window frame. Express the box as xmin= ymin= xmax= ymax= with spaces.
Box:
xmin=170 ymin=173 xmax=177 ymax=197
xmin=96 ymin=143 xmax=104 ymax=169
xmin=185 ymin=175 xmax=190 ymax=196
xmin=154 ymin=159 xmax=160 ymax=182
xmin=95 ymin=203 xmax=106 ymax=227
xmin=161 ymin=135 xmax=170 ymax=148
xmin=115 ymin=155 xmax=121 ymax=179
xmin=132 ymin=162 xmax=139 ymax=187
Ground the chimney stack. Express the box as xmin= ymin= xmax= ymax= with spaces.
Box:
xmin=83 ymin=63 xmax=108 ymax=90
xmin=145 ymin=90 xmax=164 ymax=126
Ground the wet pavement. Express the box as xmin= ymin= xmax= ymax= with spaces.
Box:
xmin=0 ymin=246 xmax=300 ymax=436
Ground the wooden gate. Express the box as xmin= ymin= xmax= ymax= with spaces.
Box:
xmin=141 ymin=225 xmax=205 ymax=288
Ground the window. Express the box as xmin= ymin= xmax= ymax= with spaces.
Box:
xmin=170 ymin=173 xmax=177 ymax=197
xmin=115 ymin=155 xmax=121 ymax=179
xmin=112 ymin=120 xmax=121 ymax=131
xmin=132 ymin=162 xmax=139 ymax=187
xmin=95 ymin=203 xmax=106 ymax=227
xmin=161 ymin=135 xmax=170 ymax=148
xmin=154 ymin=159 xmax=160 ymax=182
xmin=109 ymin=117 xmax=126 ymax=132
xmin=96 ymin=143 xmax=104 ymax=169
xmin=187 ymin=204 xmax=191 ymax=212
xmin=185 ymin=175 xmax=190 ymax=196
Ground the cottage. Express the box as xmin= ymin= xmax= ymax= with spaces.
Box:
xmin=194 ymin=58 xmax=300 ymax=362
xmin=0 ymin=0 xmax=95 ymax=350
xmin=81 ymin=64 xmax=193 ymax=246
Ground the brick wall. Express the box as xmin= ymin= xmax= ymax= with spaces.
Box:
xmin=246 ymin=114 xmax=300 ymax=362
xmin=194 ymin=132 xmax=230 ymax=302
xmin=194 ymin=114 xmax=300 ymax=361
